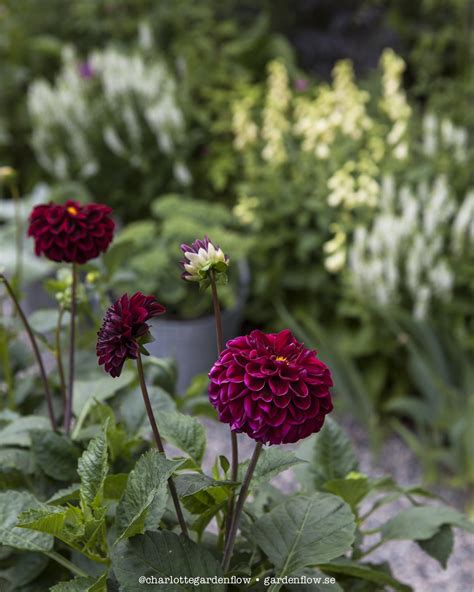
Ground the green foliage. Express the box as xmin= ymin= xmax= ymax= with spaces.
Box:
xmin=252 ymin=493 xmax=356 ymax=589
xmin=112 ymin=531 xmax=225 ymax=592
xmin=101 ymin=194 xmax=249 ymax=318
xmin=155 ymin=411 xmax=206 ymax=466
xmin=115 ymin=451 xmax=184 ymax=541
xmin=0 ymin=406 xmax=471 ymax=591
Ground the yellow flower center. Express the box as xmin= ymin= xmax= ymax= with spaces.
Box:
xmin=67 ymin=206 xmax=78 ymax=216
xmin=275 ymin=356 xmax=287 ymax=362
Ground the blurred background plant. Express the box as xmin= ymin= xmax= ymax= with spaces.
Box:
xmin=0 ymin=0 xmax=473 ymax=502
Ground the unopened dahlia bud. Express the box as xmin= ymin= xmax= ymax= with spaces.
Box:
xmin=208 ymin=329 xmax=333 ymax=445
xmin=180 ymin=236 xmax=229 ymax=287
xmin=0 ymin=166 xmax=17 ymax=184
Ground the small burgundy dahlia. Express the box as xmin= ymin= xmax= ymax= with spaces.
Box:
xmin=28 ymin=200 xmax=114 ymax=264
xmin=97 ymin=292 xmax=165 ymax=377
xmin=208 ymin=329 xmax=333 ymax=445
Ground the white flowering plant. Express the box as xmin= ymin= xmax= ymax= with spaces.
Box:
xmin=230 ymin=49 xmax=474 ymax=426
xmin=28 ymin=45 xmax=190 ymax=220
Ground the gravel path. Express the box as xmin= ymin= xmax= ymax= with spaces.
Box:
xmin=201 ymin=417 xmax=474 ymax=592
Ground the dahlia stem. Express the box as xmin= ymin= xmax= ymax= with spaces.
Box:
xmin=222 ymin=441 xmax=263 ymax=572
xmin=0 ymin=273 xmax=57 ymax=431
xmin=11 ymin=181 xmax=23 ymax=293
xmin=210 ymin=270 xmax=239 ymax=542
xmin=0 ymin=295 xmax=14 ymax=409
xmin=55 ymin=305 xmax=67 ymax=408
xmin=136 ymin=351 xmax=189 ymax=537
xmin=64 ymin=264 xmax=77 ymax=434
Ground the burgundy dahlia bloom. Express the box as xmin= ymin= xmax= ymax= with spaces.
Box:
xmin=96 ymin=292 xmax=165 ymax=377
xmin=28 ymin=200 xmax=114 ymax=264
xmin=208 ymin=329 xmax=333 ymax=445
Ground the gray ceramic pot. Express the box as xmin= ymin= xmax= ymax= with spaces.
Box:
xmin=146 ymin=260 xmax=250 ymax=393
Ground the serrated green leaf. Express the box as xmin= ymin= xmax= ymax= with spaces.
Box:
xmin=156 ymin=411 xmax=206 ymax=465
xmin=112 ymin=531 xmax=225 ymax=591
xmin=318 ymin=559 xmax=412 ymax=592
xmin=31 ymin=430 xmax=80 ymax=481
xmin=0 ymin=491 xmax=53 ymax=552
xmin=78 ymin=421 xmax=109 ymax=509
xmin=299 ymin=419 xmax=358 ymax=489
xmin=174 ymin=474 xmax=235 ymax=498
xmin=50 ymin=574 xmax=107 ymax=592
xmin=116 ymin=451 xmax=184 ymax=541
xmin=104 ymin=473 xmax=129 ymax=500
xmin=17 ymin=505 xmax=85 ymax=551
xmin=418 ymin=525 xmax=454 ymax=568
xmin=324 ymin=474 xmax=370 ymax=512
xmin=382 ymin=505 xmax=474 ymax=541
xmin=252 ymin=493 xmax=356 ymax=590
xmin=47 ymin=484 xmax=80 ymax=505
xmin=239 ymin=447 xmax=306 ymax=489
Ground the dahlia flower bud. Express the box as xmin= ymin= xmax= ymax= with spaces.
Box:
xmin=0 ymin=166 xmax=17 ymax=184
xmin=208 ymin=329 xmax=333 ymax=445
xmin=96 ymin=292 xmax=165 ymax=377
xmin=180 ymin=236 xmax=229 ymax=287
xmin=28 ymin=200 xmax=115 ymax=264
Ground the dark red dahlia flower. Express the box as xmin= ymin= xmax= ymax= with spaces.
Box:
xmin=208 ymin=329 xmax=333 ymax=445
xmin=28 ymin=200 xmax=114 ymax=264
xmin=97 ymin=292 xmax=165 ymax=377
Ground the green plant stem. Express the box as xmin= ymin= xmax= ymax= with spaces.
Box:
xmin=222 ymin=441 xmax=263 ymax=572
xmin=45 ymin=550 xmax=89 ymax=578
xmin=10 ymin=182 xmax=23 ymax=292
xmin=210 ymin=270 xmax=239 ymax=545
xmin=136 ymin=351 xmax=189 ymax=537
xmin=0 ymin=273 xmax=57 ymax=431
xmin=55 ymin=305 xmax=67 ymax=409
xmin=64 ymin=264 xmax=77 ymax=434
xmin=0 ymin=295 xmax=14 ymax=409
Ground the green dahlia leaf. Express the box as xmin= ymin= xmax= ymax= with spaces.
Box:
xmin=318 ymin=559 xmax=412 ymax=592
xmin=156 ymin=411 xmax=206 ymax=465
xmin=239 ymin=447 xmax=306 ymax=489
xmin=295 ymin=419 xmax=358 ymax=491
xmin=78 ymin=420 xmax=109 ymax=510
xmin=31 ymin=430 xmax=80 ymax=482
xmin=252 ymin=493 xmax=355 ymax=588
xmin=417 ymin=525 xmax=454 ymax=569
xmin=0 ymin=491 xmax=53 ymax=552
xmin=381 ymin=505 xmax=474 ymax=541
xmin=50 ymin=574 xmax=107 ymax=592
xmin=324 ymin=473 xmax=371 ymax=512
xmin=115 ymin=450 xmax=184 ymax=541
xmin=112 ymin=530 xmax=225 ymax=592
xmin=0 ymin=415 xmax=51 ymax=447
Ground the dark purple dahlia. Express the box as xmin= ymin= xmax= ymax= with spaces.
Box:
xmin=208 ymin=329 xmax=333 ymax=445
xmin=97 ymin=292 xmax=165 ymax=377
xmin=28 ymin=200 xmax=114 ymax=264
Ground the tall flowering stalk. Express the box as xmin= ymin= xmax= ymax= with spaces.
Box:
xmin=28 ymin=199 xmax=114 ymax=433
xmin=96 ymin=292 xmax=188 ymax=536
xmin=180 ymin=237 xmax=238 ymax=543
xmin=209 ymin=329 xmax=334 ymax=570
